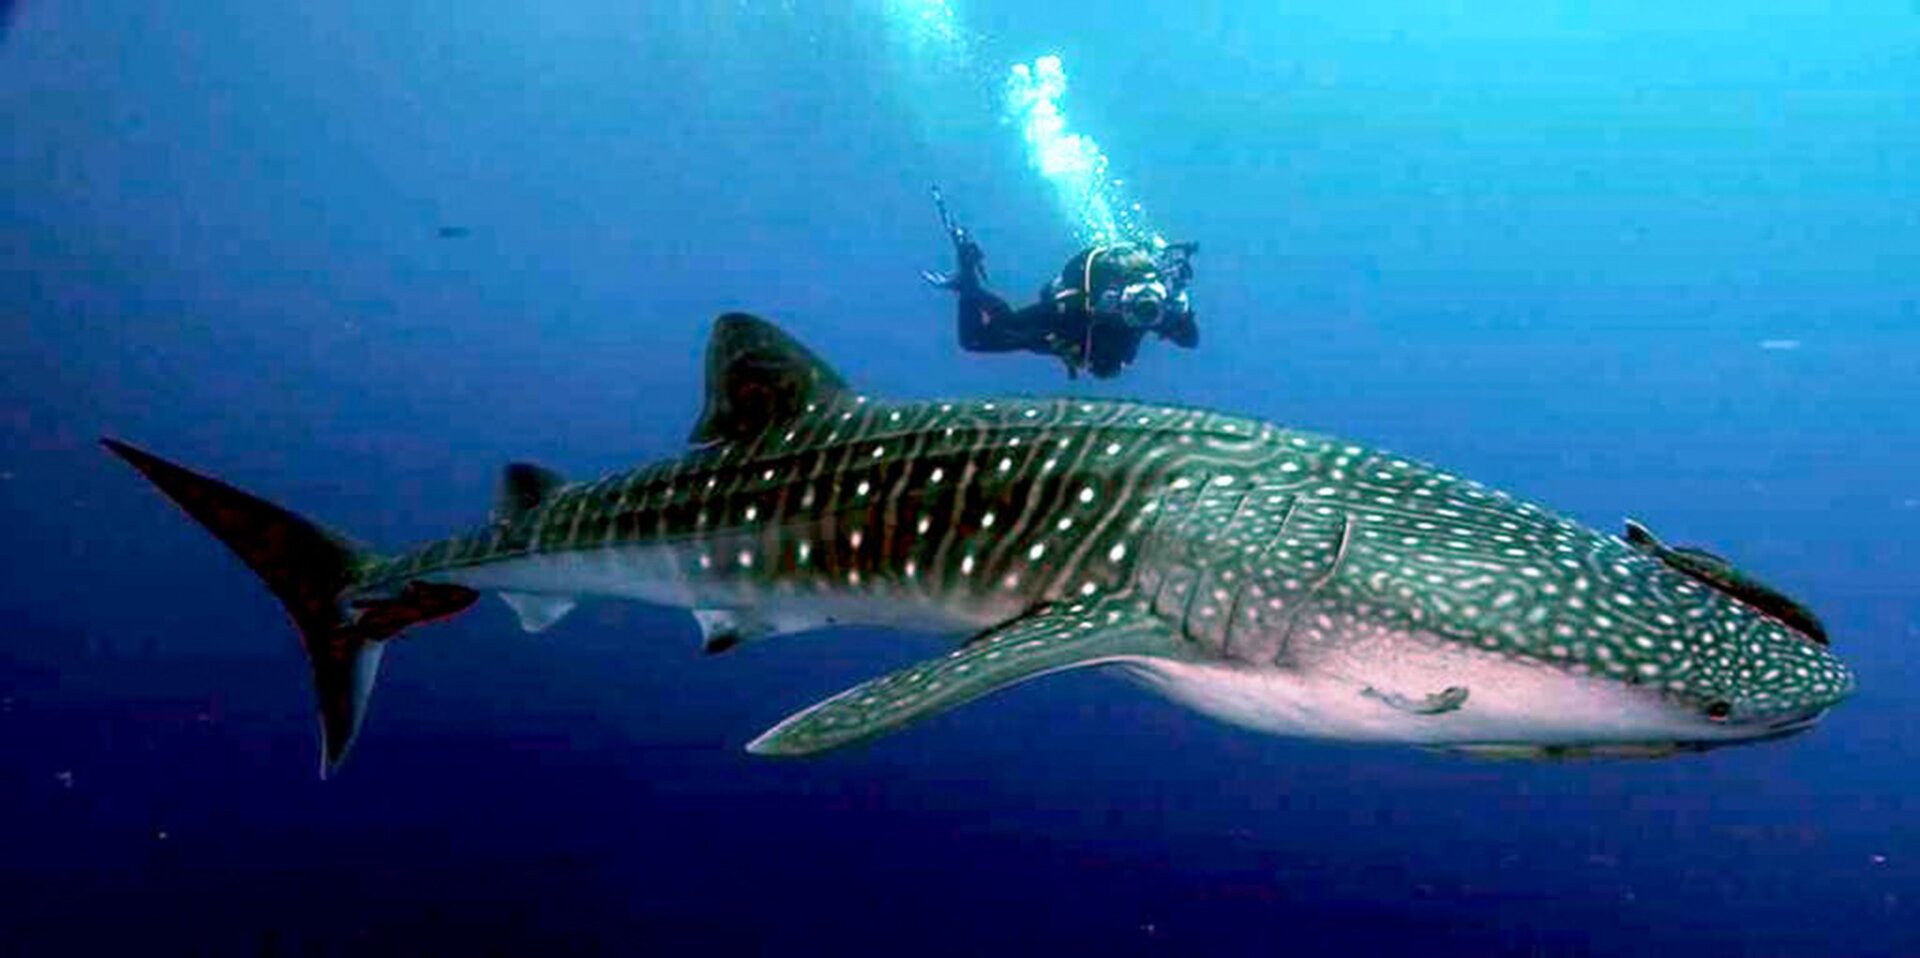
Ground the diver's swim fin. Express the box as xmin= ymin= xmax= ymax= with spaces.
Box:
xmin=928 ymin=184 xmax=988 ymax=286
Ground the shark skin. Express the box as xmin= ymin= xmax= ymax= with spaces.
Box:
xmin=105 ymin=313 xmax=1855 ymax=775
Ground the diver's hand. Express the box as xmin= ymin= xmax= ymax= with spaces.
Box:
xmin=1043 ymin=333 xmax=1083 ymax=379
xmin=926 ymin=235 xmax=987 ymax=292
xmin=1158 ymin=311 xmax=1199 ymax=348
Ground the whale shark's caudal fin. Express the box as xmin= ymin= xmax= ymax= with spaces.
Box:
xmin=101 ymin=439 xmax=477 ymax=777
xmin=746 ymin=596 xmax=1193 ymax=757
xmin=689 ymin=313 xmax=854 ymax=446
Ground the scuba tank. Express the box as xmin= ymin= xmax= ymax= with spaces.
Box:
xmin=1049 ymin=242 xmax=1197 ymax=329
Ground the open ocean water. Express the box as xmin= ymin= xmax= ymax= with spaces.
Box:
xmin=4 ymin=2 xmax=1918 ymax=955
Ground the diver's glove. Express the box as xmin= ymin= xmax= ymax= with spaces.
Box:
xmin=1158 ymin=308 xmax=1199 ymax=348
xmin=1156 ymin=292 xmax=1199 ymax=348
xmin=921 ymin=230 xmax=987 ymax=292
xmin=1042 ymin=331 xmax=1085 ymax=380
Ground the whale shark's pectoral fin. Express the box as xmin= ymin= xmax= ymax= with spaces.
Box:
xmin=746 ymin=597 xmax=1190 ymax=757
xmin=1361 ymin=684 xmax=1469 ymax=716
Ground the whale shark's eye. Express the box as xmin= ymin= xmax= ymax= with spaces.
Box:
xmin=1705 ymin=700 xmax=1733 ymax=722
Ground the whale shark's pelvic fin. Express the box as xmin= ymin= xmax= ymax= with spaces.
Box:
xmin=499 ymin=592 xmax=577 ymax=633
xmin=694 ymin=609 xmax=776 ymax=655
xmin=746 ymin=596 xmax=1190 ymax=757
xmin=689 ymin=313 xmax=853 ymax=447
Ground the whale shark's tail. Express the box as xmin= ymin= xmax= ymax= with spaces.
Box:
xmin=101 ymin=439 xmax=476 ymax=777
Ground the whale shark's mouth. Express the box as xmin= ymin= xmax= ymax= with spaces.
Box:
xmin=1438 ymin=742 xmax=1714 ymax=761
xmin=1436 ymin=710 xmax=1827 ymax=761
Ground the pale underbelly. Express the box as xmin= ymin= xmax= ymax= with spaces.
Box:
xmin=415 ymin=545 xmax=1011 ymax=639
xmin=1114 ymin=624 xmax=1721 ymax=746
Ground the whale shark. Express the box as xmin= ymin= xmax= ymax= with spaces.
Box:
xmin=103 ymin=314 xmax=1854 ymax=776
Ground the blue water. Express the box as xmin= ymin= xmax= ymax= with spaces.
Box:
xmin=5 ymin=3 xmax=1918 ymax=955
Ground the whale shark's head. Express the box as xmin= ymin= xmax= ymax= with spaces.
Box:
xmin=1179 ymin=493 xmax=1863 ymax=759
xmin=1115 ymin=520 xmax=1855 ymax=760
xmin=1570 ymin=544 xmax=1853 ymax=753
xmin=1437 ymin=526 xmax=1857 ymax=758
xmin=1435 ymin=618 xmax=1852 ymax=762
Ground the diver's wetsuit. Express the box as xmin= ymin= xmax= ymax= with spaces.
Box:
xmin=946 ymin=241 xmax=1199 ymax=379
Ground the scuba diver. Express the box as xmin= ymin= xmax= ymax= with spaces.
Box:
xmin=922 ymin=187 xmax=1199 ymax=380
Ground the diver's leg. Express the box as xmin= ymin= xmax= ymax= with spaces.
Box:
xmin=957 ymin=289 xmax=1024 ymax=352
xmin=928 ymin=232 xmax=1027 ymax=353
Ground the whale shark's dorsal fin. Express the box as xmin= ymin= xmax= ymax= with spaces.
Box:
xmin=494 ymin=462 xmax=566 ymax=524
xmin=745 ymin=596 xmax=1193 ymax=757
xmin=690 ymin=313 xmax=852 ymax=446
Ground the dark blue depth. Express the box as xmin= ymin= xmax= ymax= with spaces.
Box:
xmin=4 ymin=3 xmax=1918 ymax=955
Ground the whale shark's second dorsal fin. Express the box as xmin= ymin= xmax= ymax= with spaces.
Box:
xmin=494 ymin=462 xmax=566 ymax=524
xmin=689 ymin=313 xmax=852 ymax=446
